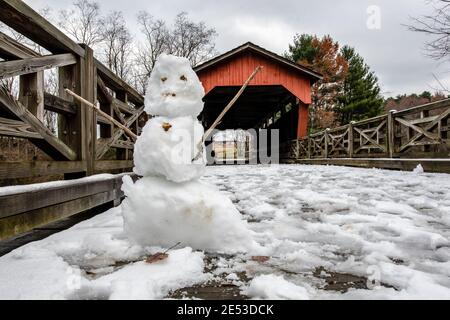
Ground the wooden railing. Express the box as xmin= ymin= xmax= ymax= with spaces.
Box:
xmin=280 ymin=98 xmax=450 ymax=160
xmin=0 ymin=0 xmax=146 ymax=185
xmin=0 ymin=173 xmax=136 ymax=240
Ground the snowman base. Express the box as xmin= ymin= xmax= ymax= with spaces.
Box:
xmin=121 ymin=175 xmax=259 ymax=254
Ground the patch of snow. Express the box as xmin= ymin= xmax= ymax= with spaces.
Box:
xmin=243 ymin=274 xmax=310 ymax=300
xmin=69 ymin=247 xmax=206 ymax=300
xmin=0 ymin=173 xmax=124 ymax=197
xmin=413 ymin=164 xmax=424 ymax=174
xmin=202 ymin=164 xmax=450 ymax=299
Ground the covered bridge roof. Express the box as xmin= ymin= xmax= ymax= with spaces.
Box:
xmin=194 ymin=42 xmax=322 ymax=105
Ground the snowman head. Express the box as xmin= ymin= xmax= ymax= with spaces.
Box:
xmin=144 ymin=54 xmax=205 ymax=118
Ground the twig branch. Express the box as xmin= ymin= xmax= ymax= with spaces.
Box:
xmin=64 ymin=88 xmax=138 ymax=141
xmin=163 ymin=241 xmax=182 ymax=253
xmin=432 ymin=72 xmax=450 ymax=93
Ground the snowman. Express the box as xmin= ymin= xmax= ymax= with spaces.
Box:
xmin=121 ymin=54 xmax=259 ymax=254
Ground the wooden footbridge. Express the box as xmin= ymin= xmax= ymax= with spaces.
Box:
xmin=0 ymin=0 xmax=449 ymax=244
xmin=0 ymin=0 xmax=145 ymax=240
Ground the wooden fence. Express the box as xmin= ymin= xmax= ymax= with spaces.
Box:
xmin=0 ymin=0 xmax=147 ymax=186
xmin=280 ymin=98 xmax=450 ymax=162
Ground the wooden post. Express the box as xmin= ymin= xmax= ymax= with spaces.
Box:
xmin=222 ymin=140 xmax=226 ymax=163
xmin=324 ymin=129 xmax=329 ymax=158
xmin=307 ymin=136 xmax=311 ymax=159
xmin=422 ymin=109 xmax=430 ymax=153
xmin=97 ymin=77 xmax=113 ymax=139
xmin=19 ymin=71 xmax=44 ymax=121
xmin=82 ymin=45 xmax=96 ymax=175
xmin=58 ymin=60 xmax=83 ymax=178
xmin=387 ymin=110 xmax=395 ymax=158
xmin=348 ymin=122 xmax=354 ymax=158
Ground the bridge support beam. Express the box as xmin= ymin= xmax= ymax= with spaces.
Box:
xmin=297 ymin=101 xmax=309 ymax=139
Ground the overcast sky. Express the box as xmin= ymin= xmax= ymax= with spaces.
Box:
xmin=26 ymin=0 xmax=449 ymax=97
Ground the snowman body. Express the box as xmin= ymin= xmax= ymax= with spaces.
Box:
xmin=121 ymin=54 xmax=258 ymax=254
xmin=133 ymin=115 xmax=205 ymax=182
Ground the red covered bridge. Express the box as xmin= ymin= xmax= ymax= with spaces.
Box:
xmin=194 ymin=42 xmax=322 ymax=144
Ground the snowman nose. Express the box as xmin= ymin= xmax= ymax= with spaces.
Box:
xmin=162 ymin=92 xmax=177 ymax=97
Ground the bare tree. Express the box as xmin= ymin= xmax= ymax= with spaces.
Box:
xmin=168 ymin=12 xmax=217 ymax=66
xmin=101 ymin=11 xmax=133 ymax=81
xmin=135 ymin=12 xmax=170 ymax=80
xmin=134 ymin=11 xmax=217 ymax=93
xmin=58 ymin=0 xmax=104 ymax=48
xmin=408 ymin=0 xmax=450 ymax=60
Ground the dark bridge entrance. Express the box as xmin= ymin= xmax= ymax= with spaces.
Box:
xmin=194 ymin=42 xmax=322 ymax=162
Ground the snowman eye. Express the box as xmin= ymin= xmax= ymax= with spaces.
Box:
xmin=161 ymin=77 xmax=167 ymax=82
xmin=180 ymin=75 xmax=187 ymax=81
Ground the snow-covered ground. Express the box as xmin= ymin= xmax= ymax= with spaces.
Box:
xmin=1 ymin=164 xmax=450 ymax=299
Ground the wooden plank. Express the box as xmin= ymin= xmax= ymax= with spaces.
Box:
xmin=19 ymin=71 xmax=44 ymax=121
xmin=58 ymin=61 xmax=83 ymax=161
xmin=97 ymin=115 xmax=110 ymax=125
xmin=348 ymin=123 xmax=354 ymax=158
xmin=112 ymin=102 xmax=127 ymax=124
xmin=0 ymin=31 xmax=40 ymax=60
xmin=0 ymin=0 xmax=85 ymax=57
xmin=0 ymin=161 xmax=85 ymax=180
xmin=97 ymin=76 xmax=113 ymax=104
xmin=387 ymin=111 xmax=395 ymax=158
xmin=395 ymin=117 xmax=440 ymax=143
xmin=409 ymin=115 xmax=439 ymax=125
xmin=0 ymin=32 xmax=45 ymax=123
xmin=0 ymin=190 xmax=117 ymax=240
xmin=0 ymin=87 xmax=77 ymax=160
xmin=398 ymin=107 xmax=450 ymax=153
xmin=0 ymin=53 xmax=76 ymax=79
xmin=354 ymin=127 xmax=387 ymax=153
xmin=112 ymin=97 xmax=135 ymax=114
xmin=0 ymin=177 xmax=118 ymax=218
xmin=0 ymin=116 xmax=42 ymax=139
xmin=95 ymin=59 xmax=143 ymax=105
xmin=94 ymin=160 xmax=134 ymax=172
xmin=0 ymin=205 xmax=111 ymax=252
xmin=97 ymin=77 xmax=113 ymax=137
xmin=352 ymin=114 xmax=388 ymax=127
xmin=81 ymin=45 xmax=96 ymax=176
xmin=394 ymin=98 xmax=450 ymax=117
xmin=111 ymin=139 xmax=134 ymax=149
xmin=44 ymin=92 xmax=77 ymax=115
xmin=65 ymin=88 xmax=138 ymax=141
xmin=293 ymin=158 xmax=450 ymax=174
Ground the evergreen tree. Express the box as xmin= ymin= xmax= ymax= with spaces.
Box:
xmin=286 ymin=34 xmax=348 ymax=131
xmin=286 ymin=34 xmax=317 ymax=64
xmin=336 ymin=46 xmax=383 ymax=124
